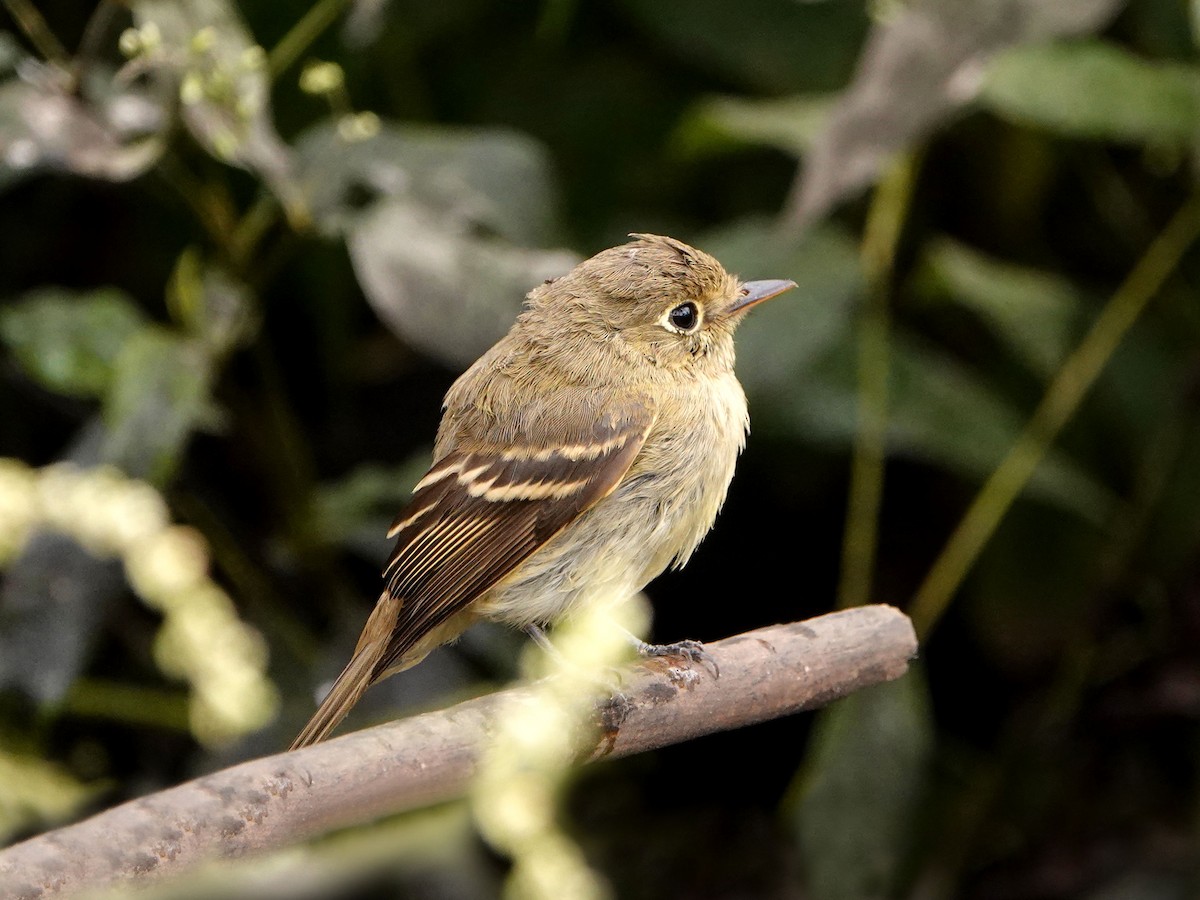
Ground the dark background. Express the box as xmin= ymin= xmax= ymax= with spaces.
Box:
xmin=2 ymin=0 xmax=1199 ymax=897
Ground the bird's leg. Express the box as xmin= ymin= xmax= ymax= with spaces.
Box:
xmin=523 ymin=623 xmax=566 ymax=664
xmin=623 ymin=628 xmax=720 ymax=678
xmin=523 ymin=623 xmax=630 ymax=697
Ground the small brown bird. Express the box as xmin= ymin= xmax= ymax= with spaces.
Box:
xmin=291 ymin=234 xmax=795 ymax=749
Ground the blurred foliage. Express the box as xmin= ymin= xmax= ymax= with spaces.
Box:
xmin=1 ymin=0 xmax=1200 ymax=897
xmin=788 ymin=671 xmax=934 ymax=900
xmin=470 ymin=595 xmax=650 ymax=900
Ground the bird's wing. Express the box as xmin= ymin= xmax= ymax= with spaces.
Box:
xmin=376 ymin=393 xmax=657 ymax=674
xmin=290 ymin=389 xmax=656 ymax=751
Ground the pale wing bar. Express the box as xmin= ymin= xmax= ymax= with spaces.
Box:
xmin=374 ymin=407 xmax=654 ymax=675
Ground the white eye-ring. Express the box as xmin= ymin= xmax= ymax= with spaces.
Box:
xmin=661 ymin=301 xmax=701 ymax=333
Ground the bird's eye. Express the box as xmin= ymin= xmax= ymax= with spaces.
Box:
xmin=668 ymin=302 xmax=699 ymax=332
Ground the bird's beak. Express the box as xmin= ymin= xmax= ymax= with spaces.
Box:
xmin=729 ymin=279 xmax=798 ymax=314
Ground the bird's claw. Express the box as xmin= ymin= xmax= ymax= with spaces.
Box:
xmin=637 ymin=638 xmax=719 ymax=678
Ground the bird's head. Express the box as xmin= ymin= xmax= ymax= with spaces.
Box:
xmin=521 ymin=233 xmax=796 ymax=376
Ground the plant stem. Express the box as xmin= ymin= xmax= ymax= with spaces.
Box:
xmin=837 ymin=152 xmax=918 ymax=610
xmin=3 ymin=0 xmax=70 ymax=68
xmin=268 ymin=0 xmax=352 ymax=83
xmin=62 ymin=679 xmax=191 ymax=733
xmin=909 ymin=193 xmax=1200 ymax=638
xmin=228 ymin=194 xmax=278 ymax=269
xmin=155 ymin=154 xmax=238 ymax=251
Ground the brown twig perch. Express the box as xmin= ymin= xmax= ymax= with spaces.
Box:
xmin=0 ymin=604 xmax=917 ymax=899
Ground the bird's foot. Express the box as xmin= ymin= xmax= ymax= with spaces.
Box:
xmin=634 ymin=638 xmax=719 ymax=678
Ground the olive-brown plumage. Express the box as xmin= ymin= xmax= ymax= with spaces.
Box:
xmin=291 ymin=234 xmax=795 ymax=749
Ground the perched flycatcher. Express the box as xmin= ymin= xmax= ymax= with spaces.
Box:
xmin=291 ymin=233 xmax=795 ymax=749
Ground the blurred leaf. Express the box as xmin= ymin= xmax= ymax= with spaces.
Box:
xmin=1142 ymin=414 xmax=1200 ymax=578
xmin=675 ymin=93 xmax=833 ymax=159
xmin=166 ymin=249 xmax=259 ymax=356
xmin=768 ymin=332 xmax=1115 ymax=521
xmin=0 ymin=284 xmax=231 ymax=700
xmin=697 ymin=216 xmax=864 ymax=395
xmin=0 ymin=533 xmax=127 ymax=703
xmin=0 ymin=287 xmax=149 ymax=397
xmin=980 ymin=40 xmax=1200 ymax=143
xmin=888 ymin=339 xmax=1114 ymax=520
xmin=969 ymin=504 xmax=1104 ymax=672
xmin=616 ymin=0 xmax=867 ymax=93
xmin=101 ymin=330 xmax=220 ymax=484
xmin=298 ymin=122 xmax=562 ymax=246
xmin=0 ymin=32 xmax=22 ymax=74
xmin=297 ymin=122 xmax=578 ymax=366
xmin=916 ymin=238 xmax=1083 ymax=377
xmin=0 ymin=745 xmax=102 ymax=842
xmin=62 ymin=679 xmax=191 ymax=732
xmin=312 ymin=456 xmax=430 ymax=560
xmin=348 ymin=207 xmax=577 ymax=366
xmin=0 ymin=64 xmax=168 ymax=189
xmin=697 ymin=220 xmax=1111 ymax=519
xmin=1097 ymin=316 xmax=1198 ymax=451
xmin=789 ymin=0 xmax=1124 ymax=228
xmin=0 ymin=423 xmax=131 ymax=705
xmin=788 ymin=670 xmax=933 ymax=900
xmin=132 ymin=0 xmax=300 ymax=215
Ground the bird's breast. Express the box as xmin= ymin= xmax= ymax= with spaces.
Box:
xmin=637 ymin=370 xmax=749 ymax=571
xmin=474 ymin=371 xmax=748 ymax=628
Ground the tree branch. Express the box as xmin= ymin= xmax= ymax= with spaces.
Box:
xmin=0 ymin=605 xmax=917 ymax=899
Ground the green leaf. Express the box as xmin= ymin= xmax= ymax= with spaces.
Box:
xmin=0 ymin=287 xmax=148 ymax=397
xmin=787 ymin=670 xmax=933 ymax=900
xmin=0 ymin=31 xmax=23 ymax=74
xmin=296 ymin=122 xmax=578 ymax=366
xmin=297 ymin=122 xmax=564 ymax=246
xmin=0 ymin=745 xmax=103 ymax=842
xmin=1140 ymin=411 xmax=1200 ymax=578
xmin=675 ymin=93 xmax=833 ymax=159
xmin=765 ymin=333 xmax=1115 ymax=521
xmin=791 ymin=0 xmax=1124 ymax=227
xmin=697 ymin=220 xmax=1111 ymax=521
xmin=166 ymin=249 xmax=258 ymax=356
xmin=348 ymin=209 xmax=577 ymax=367
xmin=980 ymin=40 xmax=1200 ymax=143
xmin=0 ymin=530 xmax=127 ymax=704
xmin=132 ymin=0 xmax=300 ymax=215
xmin=616 ymin=0 xmax=867 ymax=93
xmin=916 ymin=238 xmax=1083 ymax=377
xmin=0 ymin=81 xmax=165 ymax=190
xmin=968 ymin=503 xmax=1106 ymax=670
xmin=0 ymin=40 xmax=169 ymax=189
xmin=101 ymin=330 xmax=219 ymax=484
xmin=890 ymin=338 xmax=1115 ymax=521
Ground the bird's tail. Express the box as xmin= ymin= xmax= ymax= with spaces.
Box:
xmin=290 ymin=590 xmax=402 ymax=750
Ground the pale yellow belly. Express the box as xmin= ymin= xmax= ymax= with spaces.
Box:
xmin=477 ymin=372 xmax=748 ymax=627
